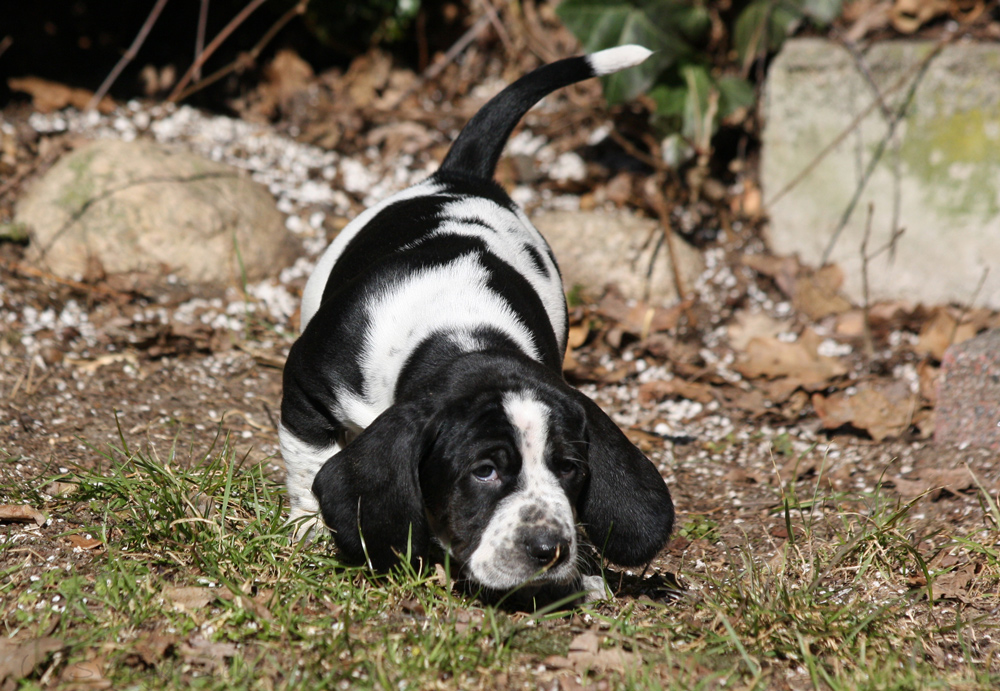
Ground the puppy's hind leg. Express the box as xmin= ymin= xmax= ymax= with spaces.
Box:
xmin=279 ymin=424 xmax=340 ymax=540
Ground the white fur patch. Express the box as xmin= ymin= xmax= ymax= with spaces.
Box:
xmin=358 ymin=253 xmax=540 ymax=417
xmin=279 ymin=423 xmax=340 ymax=537
xmin=586 ymin=45 xmax=653 ymax=76
xmin=300 ymin=179 xmax=444 ymax=330
xmin=434 ymin=196 xmax=566 ymax=353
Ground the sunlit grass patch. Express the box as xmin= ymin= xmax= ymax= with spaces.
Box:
xmin=3 ymin=434 xmax=1000 ymax=689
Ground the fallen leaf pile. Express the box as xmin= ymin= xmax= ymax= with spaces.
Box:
xmin=561 ymin=247 xmax=1000 ymax=442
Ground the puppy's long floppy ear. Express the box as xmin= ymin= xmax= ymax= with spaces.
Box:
xmin=312 ymin=402 xmax=432 ymax=572
xmin=574 ymin=392 xmax=675 ymax=566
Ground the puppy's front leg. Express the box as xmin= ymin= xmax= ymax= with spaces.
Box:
xmin=279 ymin=424 xmax=340 ymax=538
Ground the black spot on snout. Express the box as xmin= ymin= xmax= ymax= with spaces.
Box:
xmin=519 ymin=505 xmax=545 ymax=523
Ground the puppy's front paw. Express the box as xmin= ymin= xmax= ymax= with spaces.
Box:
xmin=581 ymin=574 xmax=609 ymax=602
xmin=287 ymin=507 xmax=325 ymax=543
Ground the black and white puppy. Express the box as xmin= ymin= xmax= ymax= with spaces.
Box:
xmin=280 ymin=45 xmax=674 ymax=596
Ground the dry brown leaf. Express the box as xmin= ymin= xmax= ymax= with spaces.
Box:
xmin=890 ymin=467 xmax=980 ymax=500
xmin=917 ymin=360 xmax=939 ymax=405
xmin=7 ymin=76 xmax=115 ymax=113
xmin=545 ymin=631 xmax=641 ymax=674
xmin=127 ymin=633 xmax=178 ymax=667
xmin=45 ymin=481 xmax=77 ymax=497
xmin=891 ymin=0 xmax=949 ymax=32
xmin=344 ymin=50 xmax=392 ymax=107
xmin=264 ymin=49 xmax=314 ymax=102
xmin=736 ymin=329 xmax=848 ymax=388
xmin=812 ymin=382 xmax=915 ymax=441
xmin=643 ymin=334 xmax=703 ymax=370
xmin=625 ymin=428 xmax=664 ymax=453
xmin=793 ymin=265 xmax=853 ymax=320
xmin=844 ymin=0 xmax=893 ymax=42
xmin=177 ymin=637 xmax=238 ymax=671
xmin=741 ymin=254 xmax=799 ymax=297
xmin=742 ymin=255 xmax=851 ymax=320
xmin=240 ymin=49 xmax=315 ymax=120
xmin=234 ymin=594 xmax=275 ymax=622
xmin=730 ymin=179 xmax=762 ymax=217
xmin=834 ymin=309 xmax=866 ymax=338
xmin=604 ymin=172 xmax=634 ymax=207
xmin=933 ymin=561 xmax=979 ymax=602
xmin=757 ymin=377 xmax=807 ymax=404
xmin=915 ymin=309 xmax=978 ymax=360
xmin=598 ymin=293 xmax=687 ymax=338
xmin=562 ymin=349 xmax=579 ymax=372
xmin=0 ymin=504 xmax=46 ymax=526
xmin=718 ymin=386 xmax=770 ymax=416
xmin=0 ymin=637 xmax=63 ymax=686
xmin=162 ymin=586 xmax=219 ymax=611
xmin=638 ymin=378 xmax=715 ymax=405
xmin=367 ymin=122 xmax=436 ymax=159
xmin=562 ymin=323 xmax=591 ymax=372
xmin=60 ymin=658 xmax=111 ymax=689
xmin=727 ymin=310 xmax=789 ymax=351
xmin=67 ymin=534 xmax=103 ymax=550
xmin=567 ymin=323 xmax=590 ymax=350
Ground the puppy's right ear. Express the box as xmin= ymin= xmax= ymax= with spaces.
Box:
xmin=312 ymin=402 xmax=432 ymax=572
xmin=573 ymin=392 xmax=674 ymax=567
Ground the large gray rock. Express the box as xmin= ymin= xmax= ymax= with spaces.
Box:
xmin=935 ymin=329 xmax=1000 ymax=451
xmin=17 ymin=139 xmax=296 ymax=285
xmin=762 ymin=39 xmax=1000 ymax=308
xmin=533 ymin=209 xmax=704 ymax=306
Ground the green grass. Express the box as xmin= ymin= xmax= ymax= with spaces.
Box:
xmin=3 ymin=435 xmax=999 ymax=690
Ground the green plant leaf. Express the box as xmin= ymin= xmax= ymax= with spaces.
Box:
xmin=716 ymin=75 xmax=755 ymax=119
xmin=801 ymin=0 xmax=843 ymax=25
xmin=733 ymin=0 xmax=803 ymax=68
xmin=556 ymin=0 xmax=709 ymax=103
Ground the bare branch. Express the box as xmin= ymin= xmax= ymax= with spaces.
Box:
xmin=168 ymin=0 xmax=271 ymax=103
xmin=171 ymin=0 xmax=308 ymax=104
xmin=86 ymin=0 xmax=171 ymax=111
xmin=195 ymin=0 xmax=210 ymax=81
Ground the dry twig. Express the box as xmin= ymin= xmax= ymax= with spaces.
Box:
xmin=195 ymin=0 xmax=211 ymax=81
xmin=949 ymin=267 xmax=990 ymax=348
xmin=170 ymin=0 xmax=308 ymax=104
xmin=820 ymin=38 xmax=947 ymax=265
xmin=86 ymin=0 xmax=171 ymax=111
xmin=168 ymin=0 xmax=271 ymax=103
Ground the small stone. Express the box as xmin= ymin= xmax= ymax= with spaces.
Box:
xmin=935 ymin=329 xmax=1000 ymax=451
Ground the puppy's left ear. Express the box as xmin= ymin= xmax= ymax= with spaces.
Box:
xmin=312 ymin=402 xmax=432 ymax=572
xmin=573 ymin=392 xmax=674 ymax=566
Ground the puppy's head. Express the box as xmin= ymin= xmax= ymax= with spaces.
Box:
xmin=312 ymin=355 xmax=674 ymax=593
xmin=419 ymin=387 xmax=587 ymax=589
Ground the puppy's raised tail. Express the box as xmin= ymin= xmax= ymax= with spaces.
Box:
xmin=437 ymin=45 xmax=652 ymax=181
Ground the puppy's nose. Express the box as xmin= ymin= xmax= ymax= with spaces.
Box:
xmin=525 ymin=533 xmax=569 ymax=567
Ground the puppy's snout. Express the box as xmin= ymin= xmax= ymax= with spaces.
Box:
xmin=525 ymin=532 xmax=570 ymax=567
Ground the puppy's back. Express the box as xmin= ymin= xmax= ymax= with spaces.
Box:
xmin=300 ymin=45 xmax=653 ymax=332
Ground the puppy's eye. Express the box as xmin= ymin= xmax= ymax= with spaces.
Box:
xmin=555 ymin=461 xmax=577 ymax=478
xmin=471 ymin=462 xmax=499 ymax=483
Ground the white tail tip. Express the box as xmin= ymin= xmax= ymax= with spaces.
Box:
xmin=587 ymin=45 xmax=653 ymax=76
